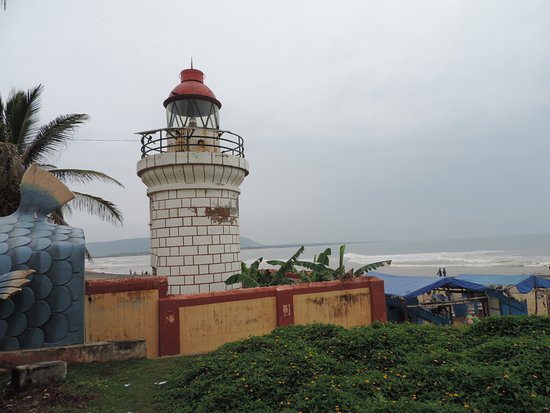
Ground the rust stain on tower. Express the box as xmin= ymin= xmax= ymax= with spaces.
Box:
xmin=205 ymin=206 xmax=237 ymax=224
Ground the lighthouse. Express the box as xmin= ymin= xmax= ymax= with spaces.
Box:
xmin=136 ymin=66 xmax=249 ymax=294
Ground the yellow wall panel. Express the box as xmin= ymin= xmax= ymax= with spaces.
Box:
xmin=293 ymin=288 xmax=371 ymax=327
xmin=85 ymin=290 xmax=159 ymax=358
xmin=179 ymin=297 xmax=277 ymax=355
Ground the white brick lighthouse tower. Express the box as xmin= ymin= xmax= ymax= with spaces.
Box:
xmin=136 ymin=66 xmax=249 ymax=294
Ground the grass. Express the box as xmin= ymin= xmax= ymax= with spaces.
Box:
xmin=1 ymin=316 xmax=549 ymax=412
xmin=1 ymin=357 xmax=187 ymax=413
xmin=52 ymin=357 xmax=181 ymax=412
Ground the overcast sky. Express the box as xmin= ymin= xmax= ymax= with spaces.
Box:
xmin=1 ymin=0 xmax=550 ymax=244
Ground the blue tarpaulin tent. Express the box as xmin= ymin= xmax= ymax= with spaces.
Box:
xmin=369 ymin=272 xmax=491 ymax=324
xmin=455 ymin=274 xmax=550 ymax=293
xmin=369 ymin=272 xmax=488 ymax=299
xmin=368 ymin=272 xmax=548 ymax=322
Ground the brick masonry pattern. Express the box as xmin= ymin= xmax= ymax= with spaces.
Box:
xmin=149 ymin=188 xmax=242 ymax=294
xmin=137 ymin=152 xmax=249 ymax=295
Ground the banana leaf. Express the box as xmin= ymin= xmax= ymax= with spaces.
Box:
xmin=269 ymin=246 xmax=304 ymax=285
xmin=316 ymin=248 xmax=331 ymax=265
xmin=353 ymin=260 xmax=392 ymax=276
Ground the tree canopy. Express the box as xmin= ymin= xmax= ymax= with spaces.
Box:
xmin=0 ymin=84 xmax=123 ymax=229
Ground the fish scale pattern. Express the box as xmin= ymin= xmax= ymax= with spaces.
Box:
xmin=0 ymin=212 xmax=85 ymax=351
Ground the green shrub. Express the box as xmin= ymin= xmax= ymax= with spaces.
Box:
xmin=225 ymin=245 xmax=391 ymax=288
xmin=466 ymin=315 xmax=550 ymax=338
xmin=156 ymin=317 xmax=550 ymax=412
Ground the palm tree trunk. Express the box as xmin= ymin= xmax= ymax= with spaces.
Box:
xmin=0 ymin=142 xmax=23 ymax=216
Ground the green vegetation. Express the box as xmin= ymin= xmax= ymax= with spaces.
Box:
xmin=2 ymin=317 xmax=546 ymax=412
xmin=1 ymin=356 xmax=180 ymax=413
xmin=0 ymin=84 xmax=123 ymax=226
xmin=225 ymin=245 xmax=391 ymax=287
xmin=157 ymin=317 xmax=550 ymax=412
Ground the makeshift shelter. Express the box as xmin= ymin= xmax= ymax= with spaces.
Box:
xmin=455 ymin=274 xmax=550 ymax=315
xmin=371 ymin=273 xmax=488 ymax=298
xmin=369 ymin=272 xmax=490 ymax=325
xmin=455 ymin=274 xmax=550 ymax=293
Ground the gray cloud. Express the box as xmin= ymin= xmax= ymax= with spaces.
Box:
xmin=1 ymin=0 xmax=549 ymax=244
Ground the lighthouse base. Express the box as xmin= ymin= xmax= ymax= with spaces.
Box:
xmin=137 ymin=152 xmax=249 ymax=294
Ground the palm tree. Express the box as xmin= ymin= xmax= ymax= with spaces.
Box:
xmin=0 ymin=84 xmax=123 ymax=228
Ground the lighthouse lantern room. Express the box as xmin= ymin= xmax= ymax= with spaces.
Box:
xmin=164 ymin=68 xmax=220 ymax=130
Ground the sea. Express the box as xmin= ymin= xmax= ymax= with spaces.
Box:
xmin=87 ymin=233 xmax=550 ymax=277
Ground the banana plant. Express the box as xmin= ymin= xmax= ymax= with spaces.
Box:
xmin=224 ymin=258 xmax=264 ymax=288
xmin=225 ymin=247 xmax=306 ymax=288
xmin=266 ymin=246 xmax=304 ymax=285
xmin=225 ymin=245 xmax=391 ymax=288
xmin=296 ymin=245 xmax=391 ymax=282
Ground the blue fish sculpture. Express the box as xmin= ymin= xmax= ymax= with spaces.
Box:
xmin=0 ymin=165 xmax=85 ymax=351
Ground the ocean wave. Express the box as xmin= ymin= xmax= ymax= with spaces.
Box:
xmin=344 ymin=251 xmax=550 ymax=268
xmin=87 ymin=249 xmax=550 ymax=275
xmin=88 ymin=255 xmax=151 ymax=274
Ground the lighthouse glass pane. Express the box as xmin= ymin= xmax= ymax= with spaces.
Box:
xmin=166 ymin=99 xmax=219 ymax=129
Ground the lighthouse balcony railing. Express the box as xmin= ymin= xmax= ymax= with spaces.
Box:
xmin=136 ymin=127 xmax=245 ymax=158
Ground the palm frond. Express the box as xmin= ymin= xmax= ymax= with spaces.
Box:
xmin=62 ymin=202 xmax=73 ymax=217
xmin=48 ymin=206 xmax=69 ymax=226
xmin=4 ymin=85 xmax=43 ymax=147
xmin=49 ymin=168 xmax=124 ymax=187
xmin=70 ymin=191 xmax=123 ymax=226
xmin=21 ymin=113 xmax=89 ymax=166
xmin=38 ymin=163 xmax=57 ymax=169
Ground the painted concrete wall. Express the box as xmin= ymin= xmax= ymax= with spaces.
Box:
xmin=85 ymin=290 xmax=158 ymax=358
xmin=82 ymin=276 xmax=386 ymax=358
xmin=159 ymin=277 xmax=386 ymax=356
xmin=293 ymin=288 xmax=372 ymax=328
xmin=179 ymin=297 xmax=277 ymax=354
xmin=85 ymin=277 xmax=167 ymax=358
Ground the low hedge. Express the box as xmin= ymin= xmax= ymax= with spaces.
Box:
xmin=157 ymin=316 xmax=550 ymax=412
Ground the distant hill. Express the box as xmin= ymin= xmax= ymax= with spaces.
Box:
xmin=87 ymin=238 xmax=149 ymax=257
xmin=241 ymin=236 xmax=263 ymax=248
xmin=87 ymin=236 xmax=263 ymax=257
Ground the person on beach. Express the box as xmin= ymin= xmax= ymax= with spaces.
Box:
xmin=442 ymin=267 xmax=447 ymax=277
xmin=437 ymin=268 xmax=442 ymax=277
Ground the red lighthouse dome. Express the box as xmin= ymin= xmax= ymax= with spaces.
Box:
xmin=163 ymin=68 xmax=221 ymax=109
xmin=163 ymin=67 xmax=221 ymax=129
